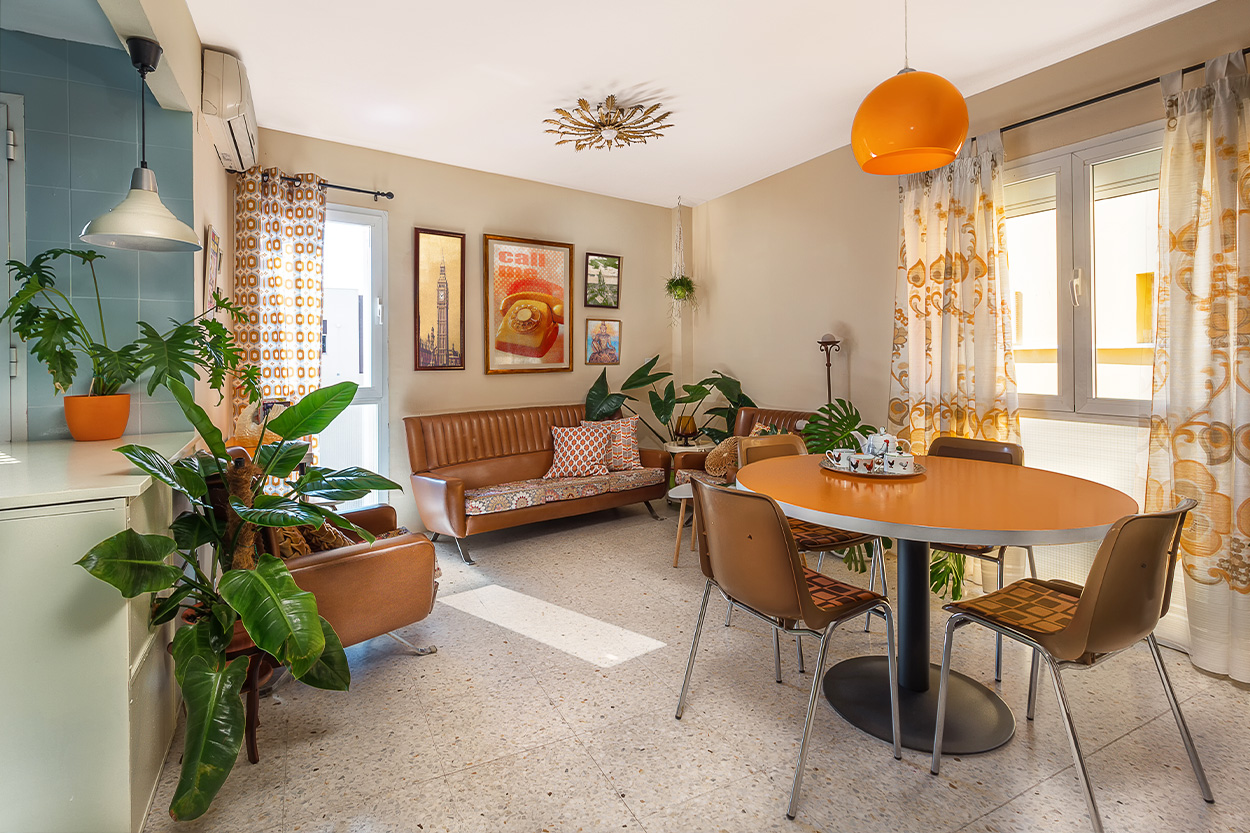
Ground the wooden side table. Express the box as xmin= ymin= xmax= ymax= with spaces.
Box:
xmin=668 ymin=483 xmax=696 ymax=567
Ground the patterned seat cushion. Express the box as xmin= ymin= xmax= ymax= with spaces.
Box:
xmin=803 ymin=568 xmax=881 ymax=614
xmin=674 ymin=469 xmax=728 ymax=487
xmin=607 ymin=467 xmax=666 ymax=492
xmin=788 ymin=519 xmax=876 ymax=551
xmin=464 ymin=479 xmax=549 ymax=516
xmin=543 ymin=476 xmax=610 ymax=503
xmin=946 ymin=578 xmax=1079 ymax=636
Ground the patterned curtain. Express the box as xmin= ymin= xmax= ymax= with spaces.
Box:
xmin=233 ymin=168 xmax=327 ymax=415
xmin=1145 ymin=52 xmax=1250 ymax=683
xmin=887 ymin=132 xmax=1020 ymax=452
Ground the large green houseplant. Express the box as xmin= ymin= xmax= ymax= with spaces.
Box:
xmin=76 ymin=378 xmax=401 ymax=820
xmin=2 ymin=247 xmax=261 ymax=438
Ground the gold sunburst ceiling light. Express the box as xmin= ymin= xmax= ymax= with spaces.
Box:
xmin=544 ymin=95 xmax=673 ymax=151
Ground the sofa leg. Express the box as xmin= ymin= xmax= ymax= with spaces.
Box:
xmin=455 ymin=537 xmax=475 ymax=564
xmin=643 ymin=500 xmax=661 ymax=521
xmin=386 ymin=631 xmax=437 ymax=656
xmin=429 ymin=532 xmax=441 ymax=542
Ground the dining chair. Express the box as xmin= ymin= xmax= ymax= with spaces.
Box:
xmin=677 ymin=479 xmax=902 ymax=819
xmin=930 ymin=499 xmax=1212 ymax=833
xmin=866 ymin=435 xmax=1036 ymax=681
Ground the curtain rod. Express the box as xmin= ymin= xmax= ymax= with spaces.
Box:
xmin=1001 ymin=46 xmax=1250 ymax=133
xmin=259 ymin=171 xmax=395 ymax=201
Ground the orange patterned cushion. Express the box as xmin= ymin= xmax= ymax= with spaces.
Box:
xmin=581 ymin=416 xmax=642 ymax=471
xmin=544 ymin=424 xmax=611 ymax=478
xmin=946 ymin=579 xmax=1079 ymax=636
xmin=803 ymin=568 xmax=882 ymax=614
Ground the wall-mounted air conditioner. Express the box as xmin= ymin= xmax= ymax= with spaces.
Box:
xmin=202 ymin=48 xmax=258 ymax=172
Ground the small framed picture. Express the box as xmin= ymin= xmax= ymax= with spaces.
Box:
xmin=483 ymin=234 xmax=574 ymax=374
xmin=204 ymin=225 xmax=222 ymax=306
xmin=586 ymin=318 xmax=621 ymax=365
xmin=585 ymin=253 xmax=620 ymax=308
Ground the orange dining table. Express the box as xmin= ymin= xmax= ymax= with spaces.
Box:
xmin=735 ymin=454 xmax=1138 ymax=754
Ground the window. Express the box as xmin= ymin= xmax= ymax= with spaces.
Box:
xmin=1003 ymin=124 xmax=1163 ymax=418
xmin=319 ymin=205 xmax=388 ymax=510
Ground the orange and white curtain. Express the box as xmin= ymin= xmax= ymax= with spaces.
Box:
xmin=232 ymin=168 xmax=326 ymax=414
xmin=1145 ymin=52 xmax=1250 ymax=683
xmin=887 ymin=132 xmax=1020 ymax=452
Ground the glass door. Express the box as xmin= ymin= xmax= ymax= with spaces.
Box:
xmin=319 ymin=205 xmax=388 ymax=509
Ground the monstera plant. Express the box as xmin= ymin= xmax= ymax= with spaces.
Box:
xmin=76 ymin=379 xmax=401 ymax=820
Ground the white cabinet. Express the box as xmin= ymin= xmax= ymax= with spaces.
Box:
xmin=0 ymin=434 xmax=192 ymax=833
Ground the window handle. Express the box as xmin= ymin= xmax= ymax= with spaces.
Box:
xmin=1070 ymin=270 xmax=1083 ymax=307
xmin=375 ymin=297 xmax=384 ymax=325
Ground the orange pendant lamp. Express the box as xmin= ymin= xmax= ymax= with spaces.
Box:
xmin=850 ymin=2 xmax=968 ymax=175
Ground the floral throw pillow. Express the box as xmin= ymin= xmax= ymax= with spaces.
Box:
xmin=545 ymin=424 xmax=611 ymax=478
xmin=581 ymin=416 xmax=643 ymax=471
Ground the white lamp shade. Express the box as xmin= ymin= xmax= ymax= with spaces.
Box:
xmin=79 ymin=167 xmax=201 ymax=252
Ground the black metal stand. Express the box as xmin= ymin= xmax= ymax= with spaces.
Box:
xmin=823 ymin=538 xmax=1015 ymax=753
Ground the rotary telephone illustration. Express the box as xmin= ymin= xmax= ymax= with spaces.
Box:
xmin=495 ymin=291 xmax=564 ymax=357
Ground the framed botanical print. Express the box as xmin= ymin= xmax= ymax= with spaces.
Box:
xmin=585 ymin=318 xmax=621 ymax=365
xmin=585 ymin=252 xmax=620 ymax=308
xmin=414 ymin=228 xmax=465 ymax=370
xmin=483 ymin=234 xmax=574 ymax=374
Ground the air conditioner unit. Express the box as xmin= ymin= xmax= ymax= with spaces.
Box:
xmin=202 ymin=48 xmax=258 ymax=172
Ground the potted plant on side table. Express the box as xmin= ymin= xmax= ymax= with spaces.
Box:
xmin=2 ymin=247 xmax=259 ymax=440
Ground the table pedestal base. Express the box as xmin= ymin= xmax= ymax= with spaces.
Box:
xmin=823 ymin=656 xmax=1015 ymax=754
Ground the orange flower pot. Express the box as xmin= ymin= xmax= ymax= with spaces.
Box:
xmin=64 ymin=393 xmax=131 ymax=441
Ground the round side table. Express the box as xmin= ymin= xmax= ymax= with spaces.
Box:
xmin=667 ymin=482 xmax=696 ymax=567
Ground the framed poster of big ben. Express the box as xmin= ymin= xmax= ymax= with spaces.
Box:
xmin=414 ymin=228 xmax=466 ymax=370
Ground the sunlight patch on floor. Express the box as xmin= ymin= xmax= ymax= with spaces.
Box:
xmin=438 ymin=584 xmax=665 ymax=667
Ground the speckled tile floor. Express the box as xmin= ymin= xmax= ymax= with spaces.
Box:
xmin=143 ymin=506 xmax=1250 ymax=833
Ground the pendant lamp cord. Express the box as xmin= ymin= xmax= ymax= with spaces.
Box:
xmin=138 ymin=67 xmax=148 ymax=169
xmin=903 ymin=0 xmax=910 ymax=70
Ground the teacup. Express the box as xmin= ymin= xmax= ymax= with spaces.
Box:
xmin=849 ymin=453 xmax=878 ymax=474
xmin=825 ymin=448 xmax=855 ymax=470
xmin=884 ymin=452 xmax=914 ymax=474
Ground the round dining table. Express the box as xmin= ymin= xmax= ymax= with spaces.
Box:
xmin=735 ymin=454 xmax=1138 ymax=754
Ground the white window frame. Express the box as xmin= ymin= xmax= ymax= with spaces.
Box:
xmin=1005 ymin=121 xmax=1164 ymax=421
xmin=2 ymin=92 xmax=28 ymax=442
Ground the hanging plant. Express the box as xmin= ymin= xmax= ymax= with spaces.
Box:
xmin=665 ymin=275 xmax=696 ymax=304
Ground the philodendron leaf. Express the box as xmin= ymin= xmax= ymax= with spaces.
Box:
xmin=229 ymin=494 xmax=323 ymax=527
xmin=76 ymin=529 xmax=180 ymax=597
xmin=304 ymin=502 xmax=375 ymax=544
xmin=167 ymin=378 xmax=228 ymax=460
xmin=266 ymin=382 xmax=358 ymax=440
xmin=168 ymin=655 xmax=249 ymax=821
xmin=294 ymin=616 xmax=352 ymax=691
xmin=585 ymin=368 xmax=627 ymax=421
xmin=219 ymin=553 xmax=325 ymax=677
xmin=150 ymin=585 xmax=197 ymax=626
xmin=170 ymin=618 xmax=225 ymax=685
xmin=116 ymin=444 xmax=208 ymax=498
xmin=294 ymin=466 xmax=403 ymax=500
xmin=620 ymin=355 xmax=671 ymax=391
xmin=170 ymin=511 xmax=220 ymax=551
xmin=253 ymin=440 xmax=310 ymax=480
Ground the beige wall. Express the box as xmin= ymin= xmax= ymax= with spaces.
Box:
xmin=256 ymin=129 xmax=674 ymax=526
xmin=690 ymin=0 xmax=1250 ymax=427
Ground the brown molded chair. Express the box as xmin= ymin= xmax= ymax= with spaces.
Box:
xmin=869 ymin=435 xmax=1036 ymax=680
xmin=677 ymin=480 xmax=902 ymax=819
xmin=930 ymin=499 xmax=1212 ymax=833
xmin=733 ymin=435 xmax=884 ymax=673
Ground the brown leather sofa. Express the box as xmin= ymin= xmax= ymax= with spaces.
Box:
xmin=404 ymin=403 xmax=670 ymax=563
xmin=673 ymin=406 xmax=815 ymax=485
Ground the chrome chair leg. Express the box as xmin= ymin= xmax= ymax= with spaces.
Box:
xmin=772 ymin=626 xmax=783 ymax=683
xmin=994 ymin=548 xmax=1006 ymax=682
xmin=454 ymin=537 xmax=474 ymax=564
xmin=786 ymin=623 xmax=835 ymax=820
xmin=865 ymin=539 xmax=884 ymax=632
xmin=1047 ymin=659 xmax=1104 ymax=833
xmin=1025 ymin=544 xmax=1038 ymax=578
xmin=385 ymin=631 xmax=436 ymax=656
xmin=1027 ymin=648 xmax=1041 ymax=720
xmin=724 ymin=600 xmax=733 ymax=627
xmin=815 ymin=551 xmax=825 ymax=572
xmin=796 ymin=634 xmax=805 ymax=674
xmin=930 ymin=614 xmax=963 ymax=774
xmin=676 ymin=579 xmax=714 ymax=719
xmin=880 ymin=602 xmax=903 ymax=760
xmin=1147 ymin=635 xmax=1214 ymax=802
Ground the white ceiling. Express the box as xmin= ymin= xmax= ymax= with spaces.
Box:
xmin=185 ymin=0 xmax=1212 ymax=207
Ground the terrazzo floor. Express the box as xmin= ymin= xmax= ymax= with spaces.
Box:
xmin=143 ymin=505 xmax=1250 ymax=833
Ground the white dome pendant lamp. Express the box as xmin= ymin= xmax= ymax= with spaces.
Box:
xmin=80 ymin=37 xmax=201 ymax=252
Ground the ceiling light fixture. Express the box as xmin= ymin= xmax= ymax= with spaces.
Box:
xmin=80 ymin=37 xmax=201 ymax=252
xmin=544 ymin=95 xmax=672 ymax=151
xmin=850 ymin=0 xmax=968 ymax=175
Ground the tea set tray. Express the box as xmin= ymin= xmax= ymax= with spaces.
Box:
xmin=819 ymin=459 xmax=927 ymax=479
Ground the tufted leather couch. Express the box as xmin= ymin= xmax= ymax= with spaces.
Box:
xmin=404 ymin=404 xmax=670 ymax=563
xmin=672 ymin=406 xmax=815 ymax=486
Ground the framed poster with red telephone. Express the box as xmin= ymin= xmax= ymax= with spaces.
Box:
xmin=483 ymin=234 xmax=574 ymax=374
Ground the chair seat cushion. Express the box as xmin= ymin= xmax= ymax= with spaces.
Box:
xmin=674 ymin=469 xmax=728 ymax=487
xmin=933 ymin=542 xmax=998 ymax=557
xmin=802 ymin=568 xmax=882 ymax=614
xmin=464 ymin=479 xmax=549 ymax=515
xmin=945 ymin=578 xmax=1080 ymax=636
xmin=606 ymin=467 xmax=666 ymax=492
xmin=543 ymin=476 xmax=611 ymax=503
xmin=788 ymin=519 xmax=876 ymax=551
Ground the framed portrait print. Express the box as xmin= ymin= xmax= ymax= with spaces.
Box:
xmin=483 ymin=234 xmax=574 ymax=374
xmin=414 ymin=228 xmax=466 ymax=370
xmin=585 ymin=253 xmax=620 ymax=308
xmin=585 ymin=318 xmax=621 ymax=365
xmin=204 ymin=225 xmax=222 ymax=307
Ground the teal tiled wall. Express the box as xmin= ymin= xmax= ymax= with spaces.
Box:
xmin=1 ymin=28 xmax=194 ymax=439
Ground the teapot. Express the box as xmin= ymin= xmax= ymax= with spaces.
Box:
xmin=860 ymin=427 xmax=909 ymax=457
